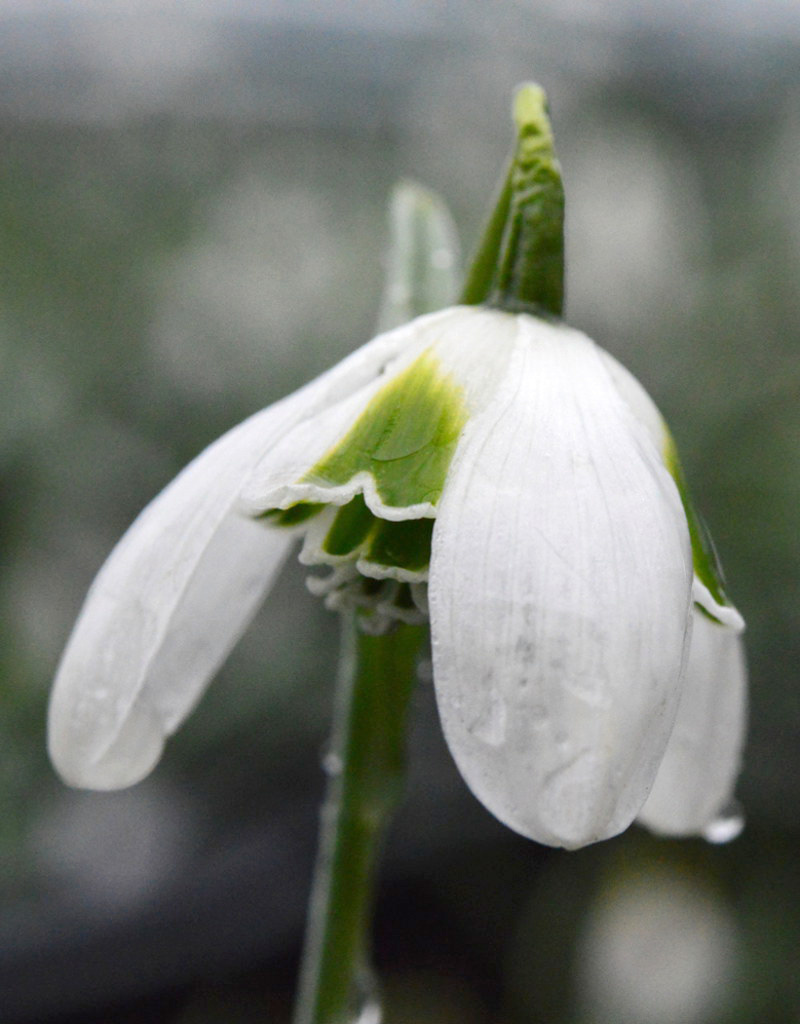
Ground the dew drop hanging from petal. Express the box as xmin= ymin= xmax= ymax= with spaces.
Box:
xmin=701 ymin=800 xmax=745 ymax=845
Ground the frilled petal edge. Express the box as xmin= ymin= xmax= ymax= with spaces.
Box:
xmin=429 ymin=316 xmax=694 ymax=849
xmin=636 ymin=607 xmax=747 ymax=836
xmin=240 ymin=306 xmax=517 ymax=522
xmin=48 ymin=321 xmax=425 ymax=790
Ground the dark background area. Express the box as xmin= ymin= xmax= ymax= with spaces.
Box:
xmin=1 ymin=3 xmax=799 ymax=1021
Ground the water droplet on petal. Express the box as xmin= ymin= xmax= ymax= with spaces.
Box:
xmin=702 ymin=800 xmax=745 ymax=844
xmin=468 ymin=686 xmax=507 ymax=745
xmin=322 ymin=751 xmax=343 ymax=777
xmin=353 ymin=968 xmax=382 ymax=1024
xmin=417 ymin=658 xmax=433 ymax=683
xmin=355 ymin=999 xmax=382 ymax=1024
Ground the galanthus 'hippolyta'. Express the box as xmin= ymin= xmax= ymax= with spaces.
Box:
xmin=48 ymin=302 xmax=746 ymax=849
xmin=48 ymin=84 xmax=747 ymax=852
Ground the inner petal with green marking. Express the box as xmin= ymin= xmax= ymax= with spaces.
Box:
xmin=304 ymin=347 xmax=468 ymax=511
xmin=263 ymin=347 xmax=468 ymax=631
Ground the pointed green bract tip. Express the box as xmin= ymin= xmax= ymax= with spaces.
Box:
xmin=513 ymin=83 xmax=551 ymax=137
xmin=460 ymin=82 xmax=565 ymax=317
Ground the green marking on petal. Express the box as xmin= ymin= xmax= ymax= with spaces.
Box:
xmin=365 ymin=517 xmax=434 ymax=574
xmin=322 ymin=496 xmax=435 ymax=574
xmin=304 ymin=349 xmax=468 ymax=510
xmin=323 ymin=495 xmax=374 ymax=557
xmin=270 ymin=353 xmax=461 ymax=615
xmin=664 ymin=431 xmax=734 ymax=614
xmin=264 ymin=502 xmax=325 ymax=527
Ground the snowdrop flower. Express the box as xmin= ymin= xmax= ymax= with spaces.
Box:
xmin=47 ymin=303 xmax=746 ymax=848
xmin=47 ymin=87 xmax=746 ymax=850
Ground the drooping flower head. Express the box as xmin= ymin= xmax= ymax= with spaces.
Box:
xmin=48 ymin=86 xmax=746 ymax=850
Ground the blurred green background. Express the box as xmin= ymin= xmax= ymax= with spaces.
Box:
xmin=1 ymin=2 xmax=799 ymax=1022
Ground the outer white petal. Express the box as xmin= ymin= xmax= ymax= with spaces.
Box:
xmin=241 ymin=305 xmax=517 ymax=520
xmin=596 ymin=348 xmax=668 ymax=452
xmin=47 ymin=410 xmax=292 ymax=790
xmin=241 ymin=367 xmax=421 ymax=519
xmin=636 ymin=608 xmax=747 ymax=836
xmin=691 ymin=577 xmax=744 ymax=632
xmin=48 ymin=322 xmax=424 ymax=790
xmin=429 ymin=316 xmax=694 ymax=849
xmin=600 ymin=349 xmax=745 ymax=633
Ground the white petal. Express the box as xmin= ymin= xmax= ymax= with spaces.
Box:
xmin=241 ymin=306 xmax=517 ymax=520
xmin=692 ymin=577 xmax=745 ymax=632
xmin=601 ymin=349 xmax=745 ymax=634
xmin=48 ymin=410 xmax=293 ymax=789
xmin=421 ymin=306 xmax=518 ymax=413
xmin=429 ymin=316 xmax=693 ymax=849
xmin=48 ymin=321 xmax=424 ymax=790
xmin=637 ymin=608 xmax=747 ymax=836
xmin=597 ymin=347 xmax=669 ymax=451
xmin=241 ymin=368 xmax=417 ymax=518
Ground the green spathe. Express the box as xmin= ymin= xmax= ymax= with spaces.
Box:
xmin=461 ymin=83 xmax=565 ymax=317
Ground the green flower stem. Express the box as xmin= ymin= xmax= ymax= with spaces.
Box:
xmin=461 ymin=82 xmax=565 ymax=317
xmin=293 ymin=616 xmax=425 ymax=1024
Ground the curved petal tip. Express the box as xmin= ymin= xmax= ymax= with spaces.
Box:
xmin=49 ymin=695 xmax=165 ymax=790
xmin=637 ymin=608 xmax=747 ymax=838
